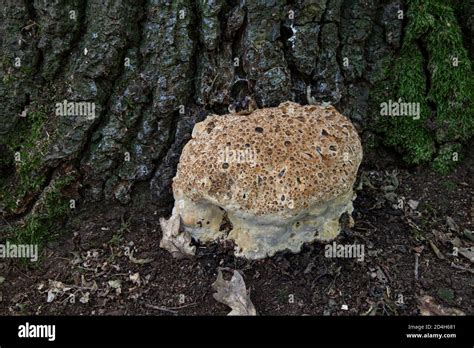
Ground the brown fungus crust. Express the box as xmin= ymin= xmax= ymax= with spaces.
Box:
xmin=173 ymin=101 xmax=363 ymax=218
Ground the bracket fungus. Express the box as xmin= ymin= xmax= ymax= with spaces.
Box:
xmin=160 ymin=101 xmax=363 ymax=259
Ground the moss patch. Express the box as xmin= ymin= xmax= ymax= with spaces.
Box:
xmin=1 ymin=105 xmax=75 ymax=252
xmin=372 ymin=0 xmax=474 ymax=173
xmin=1 ymin=108 xmax=50 ymax=211
xmin=6 ymin=175 xmax=74 ymax=249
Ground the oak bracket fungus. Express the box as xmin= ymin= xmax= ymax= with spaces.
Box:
xmin=160 ymin=101 xmax=363 ymax=259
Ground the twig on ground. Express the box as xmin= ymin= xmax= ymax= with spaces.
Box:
xmin=145 ymin=302 xmax=197 ymax=314
xmin=450 ymin=262 xmax=474 ymax=274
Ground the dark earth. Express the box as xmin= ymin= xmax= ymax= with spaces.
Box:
xmin=1 ymin=145 xmax=472 ymax=316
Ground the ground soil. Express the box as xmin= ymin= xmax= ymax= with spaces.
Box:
xmin=0 ymin=150 xmax=472 ymax=316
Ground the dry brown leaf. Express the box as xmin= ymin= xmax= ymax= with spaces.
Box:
xmin=159 ymin=210 xmax=195 ymax=259
xmin=418 ymin=295 xmax=465 ymax=316
xmin=212 ymin=269 xmax=257 ymax=316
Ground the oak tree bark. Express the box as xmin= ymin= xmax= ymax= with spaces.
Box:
xmin=0 ymin=0 xmax=472 ymax=234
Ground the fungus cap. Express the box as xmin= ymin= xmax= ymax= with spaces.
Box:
xmin=168 ymin=101 xmax=363 ymax=259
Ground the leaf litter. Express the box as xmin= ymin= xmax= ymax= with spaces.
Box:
xmin=159 ymin=211 xmax=196 ymax=259
xmin=212 ymin=268 xmax=256 ymax=316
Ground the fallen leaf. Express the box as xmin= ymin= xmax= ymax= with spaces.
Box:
xmin=108 ymin=280 xmax=121 ymax=289
xmin=0 ymin=276 xmax=5 ymax=285
xmin=463 ymin=229 xmax=474 ymax=242
xmin=458 ymin=247 xmax=474 ymax=263
xmin=81 ymin=275 xmax=98 ymax=291
xmin=108 ymin=280 xmax=122 ymax=295
xmin=407 ymin=199 xmax=419 ymax=210
xmin=47 ymin=291 xmax=56 ymax=303
xmin=418 ymin=295 xmax=464 ymax=316
xmin=79 ymin=292 xmax=90 ymax=304
xmin=128 ymin=250 xmax=153 ymax=264
xmin=159 ymin=209 xmax=195 ymax=259
xmin=432 ymin=229 xmax=450 ymax=245
xmin=212 ymin=269 xmax=257 ymax=316
xmin=446 ymin=216 xmax=458 ymax=232
xmin=375 ymin=266 xmax=388 ymax=283
xmin=49 ymin=280 xmax=68 ymax=291
xmin=428 ymin=240 xmax=445 ymax=260
xmin=385 ymin=192 xmax=398 ymax=204
xmin=129 ymin=272 xmax=141 ymax=286
xmin=45 ymin=280 xmax=71 ymax=303
xmin=450 ymin=237 xmax=462 ymax=248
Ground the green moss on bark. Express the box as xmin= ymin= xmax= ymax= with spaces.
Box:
xmin=6 ymin=175 xmax=74 ymax=248
xmin=373 ymin=0 xmax=474 ymax=173
xmin=1 ymin=109 xmax=49 ymax=211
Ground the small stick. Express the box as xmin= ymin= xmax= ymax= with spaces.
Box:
xmin=145 ymin=303 xmax=197 ymax=314
xmin=145 ymin=305 xmax=178 ymax=314
xmin=450 ymin=262 xmax=474 ymax=274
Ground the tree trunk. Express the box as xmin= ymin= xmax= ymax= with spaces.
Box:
xmin=0 ymin=0 xmax=471 ymax=240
